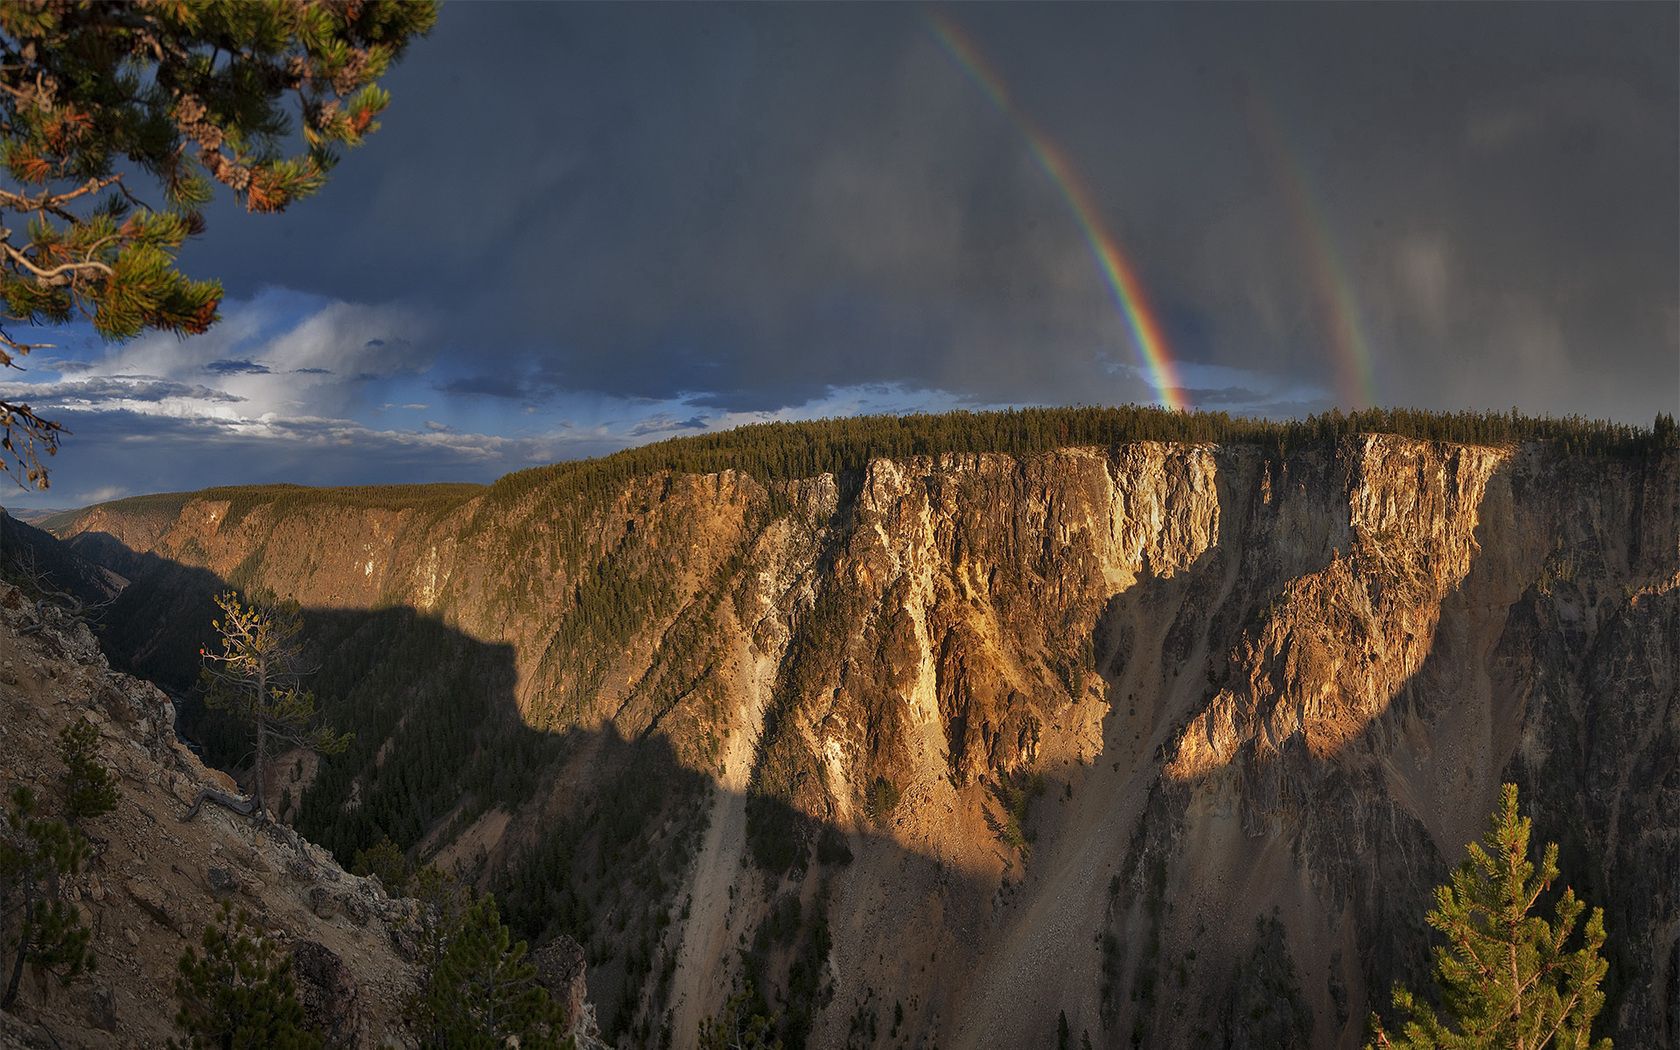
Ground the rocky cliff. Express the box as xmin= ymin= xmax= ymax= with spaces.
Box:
xmin=0 ymin=577 xmax=420 ymax=1047
xmin=46 ymin=427 xmax=1680 ymax=1049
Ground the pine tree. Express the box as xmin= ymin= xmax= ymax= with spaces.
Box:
xmin=169 ymin=902 xmax=321 ymax=1049
xmin=200 ymin=591 xmax=350 ymax=819
xmin=697 ymin=985 xmax=783 ymax=1050
xmin=411 ymin=884 xmax=569 ymax=1049
xmin=0 ymin=785 xmax=93 ymax=1010
xmin=1368 ymin=784 xmax=1612 ymax=1050
xmin=350 ymin=835 xmax=411 ymax=895
xmin=57 ymin=717 xmax=118 ymax=828
xmin=0 ymin=0 xmax=437 ymax=488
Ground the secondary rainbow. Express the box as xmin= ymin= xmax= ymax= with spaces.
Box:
xmin=927 ymin=12 xmax=1187 ymax=413
xmin=1245 ymin=92 xmax=1378 ymax=409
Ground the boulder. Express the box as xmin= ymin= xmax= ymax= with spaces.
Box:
xmin=86 ymin=983 xmax=118 ymax=1032
xmin=291 ymin=940 xmax=361 ymax=1048
xmin=373 ymin=896 xmax=415 ymax=925
xmin=336 ymin=890 xmax=371 ymax=926
xmin=206 ymin=767 xmax=239 ymax=794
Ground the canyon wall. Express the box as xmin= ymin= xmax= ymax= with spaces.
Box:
xmin=54 ymin=434 xmax=1679 ymax=1048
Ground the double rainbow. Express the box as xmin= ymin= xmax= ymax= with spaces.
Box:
xmin=928 ymin=12 xmax=1188 ymax=413
xmin=1245 ymin=92 xmax=1378 ymax=409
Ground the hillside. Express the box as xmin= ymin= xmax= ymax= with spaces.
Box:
xmin=45 ymin=408 xmax=1680 ymax=1049
xmin=0 ymin=576 xmax=423 ymax=1046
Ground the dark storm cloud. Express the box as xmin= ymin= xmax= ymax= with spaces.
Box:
xmin=169 ymin=2 xmax=1674 ymax=422
xmin=1183 ymin=387 xmax=1268 ymax=408
xmin=7 ymin=5 xmax=1673 ymax=512
xmin=205 ymin=359 xmax=272 ymax=375
xmin=627 ymin=414 xmax=709 ymax=438
xmin=437 ymin=374 xmax=535 ymax=400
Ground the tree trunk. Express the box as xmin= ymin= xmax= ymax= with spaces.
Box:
xmin=253 ymin=655 xmax=268 ymax=818
xmin=178 ymin=788 xmax=257 ymax=822
xmin=2 ymin=896 xmax=32 ymax=1009
xmin=0 ymin=885 xmax=11 ymax=1009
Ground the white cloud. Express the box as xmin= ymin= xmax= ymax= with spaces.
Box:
xmin=23 ymin=289 xmax=434 ymax=425
xmin=77 ymin=484 xmax=129 ymax=504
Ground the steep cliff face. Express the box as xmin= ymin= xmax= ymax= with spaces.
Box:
xmin=52 ymin=434 xmax=1679 ymax=1049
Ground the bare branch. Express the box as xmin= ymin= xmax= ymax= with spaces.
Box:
xmin=1 ymin=398 xmax=66 ymax=490
xmin=0 ymin=327 xmax=55 ymax=367
xmin=0 ymin=241 xmax=113 ymax=283
xmin=0 ymin=173 xmax=125 ymax=217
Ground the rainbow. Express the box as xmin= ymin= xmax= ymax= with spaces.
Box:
xmin=927 ymin=12 xmax=1188 ymax=412
xmin=1244 ymin=93 xmax=1378 ymax=409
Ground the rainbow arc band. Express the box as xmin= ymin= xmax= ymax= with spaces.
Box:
xmin=928 ymin=12 xmax=1188 ymax=413
xmin=1244 ymin=92 xmax=1378 ymax=409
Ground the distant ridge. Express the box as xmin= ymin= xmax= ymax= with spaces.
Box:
xmin=3 ymin=506 xmax=70 ymax=525
xmin=45 ymin=405 xmax=1679 ymax=530
xmin=36 ymin=481 xmax=483 ymax=536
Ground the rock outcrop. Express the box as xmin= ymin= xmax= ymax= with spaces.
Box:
xmin=533 ymin=934 xmax=606 ymax=1047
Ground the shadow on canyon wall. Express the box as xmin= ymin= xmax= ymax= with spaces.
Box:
xmin=17 ymin=436 xmax=1674 ymax=1050
xmin=1078 ymin=445 xmax=1674 ymax=1048
xmin=45 ymin=526 xmax=986 ymax=1047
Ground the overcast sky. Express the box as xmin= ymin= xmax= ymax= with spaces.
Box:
xmin=3 ymin=2 xmax=1676 ymax=508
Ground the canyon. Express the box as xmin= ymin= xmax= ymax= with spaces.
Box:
xmin=12 ymin=416 xmax=1678 ymax=1048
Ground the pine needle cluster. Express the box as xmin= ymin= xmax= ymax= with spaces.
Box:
xmin=169 ymin=902 xmax=320 ymax=1050
xmin=0 ymin=0 xmax=436 ymax=488
xmin=57 ymin=717 xmax=118 ymax=826
xmin=0 ymin=785 xmax=92 ymax=1010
